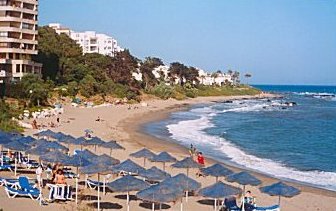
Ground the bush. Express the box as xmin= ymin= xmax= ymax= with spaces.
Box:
xmin=79 ymin=75 xmax=97 ymax=98
xmin=0 ymin=100 xmax=22 ymax=132
xmin=148 ymin=83 xmax=174 ymax=100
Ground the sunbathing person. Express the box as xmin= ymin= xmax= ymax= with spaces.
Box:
xmin=243 ymin=190 xmax=256 ymax=211
xmin=54 ymin=169 xmax=66 ymax=185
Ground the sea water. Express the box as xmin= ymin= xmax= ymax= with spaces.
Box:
xmin=143 ymin=85 xmax=336 ymax=191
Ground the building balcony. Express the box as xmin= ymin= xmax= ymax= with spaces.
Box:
xmin=0 ymin=6 xmax=38 ymax=15
xmin=0 ymin=16 xmax=37 ymax=24
xmin=0 ymin=47 xmax=37 ymax=55
xmin=0 ymin=26 xmax=37 ymax=34
xmin=0 ymin=37 xmax=37 ymax=45
xmin=20 ymin=0 xmax=38 ymax=6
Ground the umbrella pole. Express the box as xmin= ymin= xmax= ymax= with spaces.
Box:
xmin=103 ymin=177 xmax=106 ymax=195
xmin=28 ymin=154 xmax=30 ymax=162
xmin=159 ymin=203 xmax=162 ymax=211
xmin=1 ymin=146 xmax=3 ymax=166
xmin=187 ymin=168 xmax=189 ymax=177
xmin=85 ymin=174 xmax=88 ymax=188
xmin=95 ymin=145 xmax=97 ymax=152
xmin=185 ymin=191 xmax=188 ymax=202
xmin=180 ymin=198 xmax=183 ymax=211
xmin=278 ymin=195 xmax=281 ymax=206
xmin=242 ymin=185 xmax=246 ymax=211
xmin=152 ymin=202 xmax=155 ymax=211
xmin=143 ymin=157 xmax=146 ymax=167
xmin=163 ymin=162 xmax=165 ymax=171
xmin=214 ymin=198 xmax=217 ymax=211
xmin=14 ymin=157 xmax=17 ymax=176
xmin=127 ymin=191 xmax=130 ymax=211
xmin=110 ymin=149 xmax=112 ymax=156
xmin=97 ymin=173 xmax=100 ymax=211
xmin=75 ymin=176 xmax=78 ymax=205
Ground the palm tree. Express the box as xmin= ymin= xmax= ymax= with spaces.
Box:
xmin=244 ymin=73 xmax=252 ymax=85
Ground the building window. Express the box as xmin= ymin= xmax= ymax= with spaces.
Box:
xmin=0 ymin=32 xmax=8 ymax=37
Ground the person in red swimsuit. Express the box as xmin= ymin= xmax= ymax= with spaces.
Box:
xmin=197 ymin=152 xmax=205 ymax=166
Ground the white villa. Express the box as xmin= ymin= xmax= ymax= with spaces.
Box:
xmin=48 ymin=23 xmax=123 ymax=57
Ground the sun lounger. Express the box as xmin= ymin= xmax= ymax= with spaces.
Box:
xmin=64 ymin=171 xmax=78 ymax=179
xmin=224 ymin=197 xmax=241 ymax=211
xmin=0 ymin=164 xmax=13 ymax=172
xmin=5 ymin=186 xmax=41 ymax=200
xmin=253 ymin=205 xmax=280 ymax=211
xmin=0 ymin=178 xmax=19 ymax=188
xmin=86 ymin=178 xmax=104 ymax=189
xmin=47 ymin=184 xmax=72 ymax=201
xmin=18 ymin=176 xmax=38 ymax=192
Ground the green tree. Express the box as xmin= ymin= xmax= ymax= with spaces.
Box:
xmin=140 ymin=57 xmax=163 ymax=89
xmin=20 ymin=74 xmax=51 ymax=106
xmin=33 ymin=26 xmax=82 ymax=82
xmin=168 ymin=62 xmax=189 ymax=86
xmin=79 ymin=75 xmax=97 ymax=98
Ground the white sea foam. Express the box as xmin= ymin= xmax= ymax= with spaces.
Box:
xmin=167 ymin=109 xmax=336 ymax=191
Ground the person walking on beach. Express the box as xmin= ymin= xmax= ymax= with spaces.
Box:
xmin=197 ymin=152 xmax=205 ymax=166
xmin=36 ymin=165 xmax=43 ymax=187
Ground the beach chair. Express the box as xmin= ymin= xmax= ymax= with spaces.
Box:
xmin=0 ymin=164 xmax=13 ymax=172
xmin=0 ymin=177 xmax=19 ymax=188
xmin=47 ymin=184 xmax=72 ymax=201
xmin=64 ymin=171 xmax=78 ymax=179
xmin=224 ymin=197 xmax=241 ymax=211
xmin=86 ymin=178 xmax=104 ymax=189
xmin=253 ymin=205 xmax=280 ymax=211
xmin=5 ymin=186 xmax=41 ymax=200
xmin=18 ymin=176 xmax=39 ymax=192
xmin=20 ymin=157 xmax=39 ymax=169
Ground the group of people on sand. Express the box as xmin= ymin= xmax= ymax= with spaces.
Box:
xmin=36 ymin=163 xmax=68 ymax=187
xmin=32 ymin=116 xmax=61 ymax=130
xmin=35 ymin=163 xmax=72 ymax=202
xmin=189 ymin=144 xmax=205 ymax=166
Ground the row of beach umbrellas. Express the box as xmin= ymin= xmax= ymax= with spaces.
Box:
xmin=0 ymin=130 xmax=301 ymax=211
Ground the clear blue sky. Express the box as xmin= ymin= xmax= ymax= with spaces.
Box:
xmin=39 ymin=0 xmax=336 ymax=85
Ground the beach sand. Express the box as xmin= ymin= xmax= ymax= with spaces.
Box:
xmin=1 ymin=94 xmax=335 ymax=211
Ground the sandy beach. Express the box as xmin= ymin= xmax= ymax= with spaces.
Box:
xmin=1 ymin=94 xmax=336 ymax=211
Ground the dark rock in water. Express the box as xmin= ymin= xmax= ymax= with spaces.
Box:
xmin=267 ymin=99 xmax=272 ymax=102
xmin=223 ymin=100 xmax=233 ymax=103
xmin=263 ymin=106 xmax=267 ymax=109
xmin=281 ymin=107 xmax=287 ymax=110
xmin=284 ymin=102 xmax=297 ymax=106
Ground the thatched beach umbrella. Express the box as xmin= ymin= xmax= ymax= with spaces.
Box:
xmin=201 ymin=163 xmax=234 ymax=182
xmin=137 ymin=183 xmax=185 ymax=211
xmin=112 ymin=159 xmax=146 ymax=175
xmin=150 ymin=152 xmax=176 ymax=171
xmin=82 ymin=137 xmax=105 ymax=152
xmin=171 ymin=157 xmax=201 ymax=177
xmin=39 ymin=150 xmax=70 ymax=163
xmin=80 ymin=163 xmax=112 ymax=211
xmin=107 ymin=175 xmax=150 ymax=211
xmin=101 ymin=140 xmax=125 ymax=156
xmin=161 ymin=173 xmax=201 ymax=202
xmin=260 ymin=182 xmax=300 ymax=208
xmin=4 ymin=141 xmax=31 ymax=176
xmin=139 ymin=166 xmax=171 ymax=182
xmin=130 ymin=148 xmax=156 ymax=167
xmin=226 ymin=171 xmax=261 ymax=211
xmin=198 ymin=181 xmax=242 ymax=211
xmin=63 ymin=154 xmax=91 ymax=204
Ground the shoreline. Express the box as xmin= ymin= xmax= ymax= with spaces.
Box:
xmin=5 ymin=93 xmax=334 ymax=211
xmin=120 ymin=94 xmax=336 ymax=198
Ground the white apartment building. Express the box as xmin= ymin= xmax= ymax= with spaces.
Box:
xmin=198 ymin=69 xmax=233 ymax=86
xmin=49 ymin=23 xmax=123 ymax=57
xmin=0 ymin=0 xmax=42 ymax=83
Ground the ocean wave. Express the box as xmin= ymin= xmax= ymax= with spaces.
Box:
xmin=167 ymin=114 xmax=336 ymax=191
xmin=294 ymin=92 xmax=336 ymax=100
xmin=222 ymin=100 xmax=286 ymax=113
